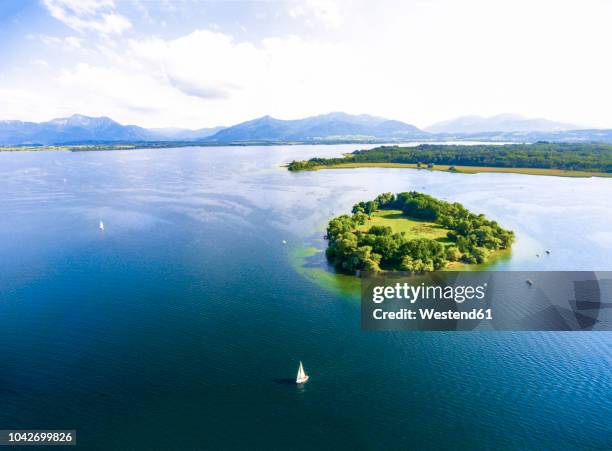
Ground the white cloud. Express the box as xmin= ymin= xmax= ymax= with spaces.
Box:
xmin=64 ymin=36 xmax=81 ymax=49
xmin=0 ymin=89 xmax=67 ymax=122
xmin=39 ymin=35 xmax=62 ymax=45
xmin=39 ymin=34 xmax=82 ymax=50
xmin=11 ymin=28 xmax=360 ymax=127
xmin=43 ymin=0 xmax=131 ymax=34
xmin=288 ymin=0 xmax=346 ymax=29
xmin=129 ymin=30 xmax=265 ymax=101
xmin=5 ymin=0 xmax=612 ymax=129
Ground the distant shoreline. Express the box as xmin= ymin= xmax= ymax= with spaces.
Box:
xmin=0 ymin=141 xmax=398 ymax=152
xmin=0 ymin=140 xmax=515 ymax=152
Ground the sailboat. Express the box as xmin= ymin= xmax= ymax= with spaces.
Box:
xmin=99 ymin=220 xmax=105 ymax=231
xmin=296 ymin=361 xmax=309 ymax=384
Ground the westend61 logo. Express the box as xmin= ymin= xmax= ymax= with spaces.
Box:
xmin=361 ymin=272 xmax=612 ymax=331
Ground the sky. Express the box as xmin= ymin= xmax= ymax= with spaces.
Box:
xmin=1 ymin=0 xmax=612 ymax=129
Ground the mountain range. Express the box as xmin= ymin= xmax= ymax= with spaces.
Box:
xmin=0 ymin=115 xmax=150 ymax=145
xmin=0 ymin=114 xmax=223 ymax=145
xmin=147 ymin=126 xmax=225 ymax=140
xmin=0 ymin=112 xmax=607 ymax=146
xmin=0 ymin=112 xmax=427 ymax=145
xmin=206 ymin=112 xmax=426 ymax=143
xmin=425 ymin=114 xmax=578 ymax=134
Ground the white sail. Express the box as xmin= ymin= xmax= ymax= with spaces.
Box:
xmin=99 ymin=220 xmax=104 ymax=231
xmin=296 ymin=361 xmax=309 ymax=384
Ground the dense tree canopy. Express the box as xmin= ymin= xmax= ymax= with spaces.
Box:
xmin=288 ymin=142 xmax=612 ymax=173
xmin=325 ymin=192 xmax=514 ymax=274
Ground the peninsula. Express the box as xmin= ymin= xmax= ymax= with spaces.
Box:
xmin=288 ymin=143 xmax=612 ymax=177
xmin=326 ymin=192 xmax=514 ymax=274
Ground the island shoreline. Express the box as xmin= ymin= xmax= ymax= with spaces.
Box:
xmin=290 ymin=162 xmax=612 ymax=178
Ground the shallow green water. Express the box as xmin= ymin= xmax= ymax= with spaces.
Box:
xmin=0 ymin=145 xmax=610 ymax=449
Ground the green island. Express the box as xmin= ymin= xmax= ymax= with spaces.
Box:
xmin=288 ymin=142 xmax=612 ymax=177
xmin=326 ymin=192 xmax=514 ymax=274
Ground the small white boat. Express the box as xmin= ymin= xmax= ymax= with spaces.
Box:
xmin=99 ymin=220 xmax=105 ymax=231
xmin=526 ymin=279 xmax=533 ymax=285
xmin=296 ymin=361 xmax=309 ymax=384
xmin=282 ymin=240 xmax=287 ymax=244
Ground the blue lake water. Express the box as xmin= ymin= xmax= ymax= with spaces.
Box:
xmin=0 ymin=145 xmax=611 ymax=449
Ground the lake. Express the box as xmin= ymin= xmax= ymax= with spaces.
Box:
xmin=0 ymin=144 xmax=610 ymax=449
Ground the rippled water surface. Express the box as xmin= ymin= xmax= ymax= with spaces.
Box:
xmin=0 ymin=145 xmax=611 ymax=449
